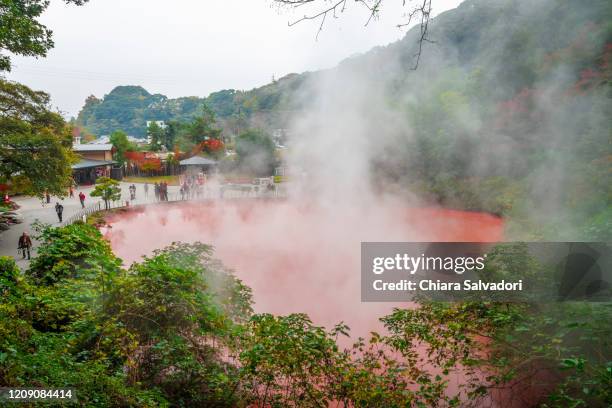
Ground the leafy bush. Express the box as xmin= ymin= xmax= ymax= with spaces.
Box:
xmin=101 ymin=242 xmax=252 ymax=406
xmin=3 ymin=224 xmax=611 ymax=407
xmin=0 ymin=256 xmax=19 ymax=296
xmin=2 ymin=223 xmax=255 ymax=406
xmin=27 ymin=222 xmax=122 ymax=285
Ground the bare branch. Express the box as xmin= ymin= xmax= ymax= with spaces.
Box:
xmin=277 ymin=0 xmax=347 ymax=26
xmin=273 ymin=0 xmax=434 ymax=68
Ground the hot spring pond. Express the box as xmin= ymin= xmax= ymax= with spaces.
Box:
xmin=104 ymin=200 xmax=504 ymax=337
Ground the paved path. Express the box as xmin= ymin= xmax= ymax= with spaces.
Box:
xmin=0 ymin=182 xmax=180 ymax=270
xmin=0 ymin=180 xmax=280 ymax=270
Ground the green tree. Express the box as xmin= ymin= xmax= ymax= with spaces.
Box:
xmin=235 ymin=129 xmax=276 ymax=176
xmin=0 ymin=0 xmax=89 ymax=72
xmin=186 ymin=105 xmax=222 ymax=145
xmin=90 ymin=176 xmax=121 ymax=210
xmin=0 ymin=79 xmax=76 ymax=196
xmin=146 ymin=122 xmax=164 ymax=152
xmin=0 ymin=256 xmax=20 ymax=296
xmin=27 ymin=222 xmax=121 ymax=286
xmin=109 ymin=130 xmax=134 ymax=166
xmin=173 ymin=106 xmax=223 ymax=152
xmin=163 ymin=120 xmax=180 ymax=150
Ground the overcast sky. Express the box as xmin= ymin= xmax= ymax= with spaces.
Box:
xmin=6 ymin=0 xmax=463 ymax=118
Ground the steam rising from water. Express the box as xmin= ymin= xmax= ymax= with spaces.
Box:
xmin=105 ymin=18 xmax=514 ymax=335
xmin=106 ymin=0 xmax=608 ymax=333
xmin=105 ymin=202 xmax=502 ymax=336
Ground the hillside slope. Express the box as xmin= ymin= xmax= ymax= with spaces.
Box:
xmin=74 ymin=72 xmax=310 ymax=137
xmin=75 ymin=0 xmax=610 ymax=138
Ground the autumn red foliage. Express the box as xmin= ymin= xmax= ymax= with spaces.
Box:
xmin=125 ymin=151 xmax=162 ymax=171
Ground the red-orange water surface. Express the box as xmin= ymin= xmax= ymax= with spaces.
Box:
xmin=104 ymin=200 xmax=504 ymax=337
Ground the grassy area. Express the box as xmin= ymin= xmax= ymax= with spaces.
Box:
xmin=85 ymin=210 xmax=109 ymax=227
xmin=85 ymin=207 xmax=131 ymax=227
xmin=123 ymin=175 xmax=180 ymax=185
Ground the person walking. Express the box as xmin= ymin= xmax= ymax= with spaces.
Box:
xmin=144 ymin=182 xmax=149 ymax=199
xmin=154 ymin=182 xmax=160 ymax=201
xmin=79 ymin=191 xmax=86 ymax=209
xmin=18 ymin=232 xmax=33 ymax=260
xmin=45 ymin=191 xmax=51 ymax=204
xmin=161 ymin=182 xmax=168 ymax=201
xmin=55 ymin=202 xmax=64 ymax=223
xmin=69 ymin=186 xmax=74 ymax=198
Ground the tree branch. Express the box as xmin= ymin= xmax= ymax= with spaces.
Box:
xmin=274 ymin=0 xmax=434 ymax=68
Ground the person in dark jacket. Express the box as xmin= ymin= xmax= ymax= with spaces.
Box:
xmin=154 ymin=182 xmax=160 ymax=201
xmin=18 ymin=232 xmax=32 ymax=260
xmin=79 ymin=191 xmax=86 ymax=208
xmin=160 ymin=182 xmax=168 ymax=201
xmin=55 ymin=202 xmax=64 ymax=223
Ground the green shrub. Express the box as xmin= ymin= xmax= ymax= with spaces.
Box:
xmin=27 ymin=222 xmax=122 ymax=285
xmin=0 ymin=256 xmax=19 ymax=296
xmin=2 ymin=225 xmax=610 ymax=406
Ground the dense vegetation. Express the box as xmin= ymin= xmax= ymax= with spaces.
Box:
xmin=0 ymin=79 xmax=75 ymax=196
xmin=0 ymin=0 xmax=88 ymax=72
xmin=362 ymin=0 xmax=612 ymax=240
xmin=141 ymin=108 xmax=277 ymax=176
xmin=74 ymin=73 xmax=308 ymax=137
xmin=1 ymin=224 xmax=610 ymax=406
xmin=0 ymin=0 xmax=87 ymax=196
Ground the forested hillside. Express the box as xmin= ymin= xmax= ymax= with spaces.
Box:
xmin=337 ymin=0 xmax=612 ymax=240
xmin=75 ymin=73 xmax=310 ymax=137
xmin=75 ymin=0 xmax=611 ymax=137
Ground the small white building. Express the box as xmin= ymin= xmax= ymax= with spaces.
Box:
xmin=146 ymin=120 xmax=167 ymax=129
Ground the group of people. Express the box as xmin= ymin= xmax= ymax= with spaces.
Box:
xmin=179 ymin=174 xmax=208 ymax=200
xmin=180 ymin=180 xmax=206 ymax=200
xmin=15 ymin=178 xmax=215 ymax=263
xmin=43 ymin=188 xmax=87 ymax=210
xmin=51 ymin=190 xmax=88 ymax=223
xmin=17 ymin=186 xmax=87 ymax=261
xmin=154 ymin=182 xmax=169 ymax=201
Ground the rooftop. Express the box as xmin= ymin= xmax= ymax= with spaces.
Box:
xmin=71 ymin=158 xmax=116 ymax=170
xmin=179 ymin=156 xmax=217 ymax=166
xmin=73 ymin=143 xmax=114 ymax=152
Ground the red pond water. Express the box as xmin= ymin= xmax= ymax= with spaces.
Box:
xmin=104 ymin=200 xmax=504 ymax=337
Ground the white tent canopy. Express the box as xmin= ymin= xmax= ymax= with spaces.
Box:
xmin=179 ymin=156 xmax=217 ymax=166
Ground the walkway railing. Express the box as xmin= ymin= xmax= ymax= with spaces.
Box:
xmin=62 ymin=184 xmax=288 ymax=226
xmin=62 ymin=202 xmax=102 ymax=226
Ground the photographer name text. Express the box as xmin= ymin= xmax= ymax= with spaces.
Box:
xmin=373 ymin=279 xmax=523 ymax=292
